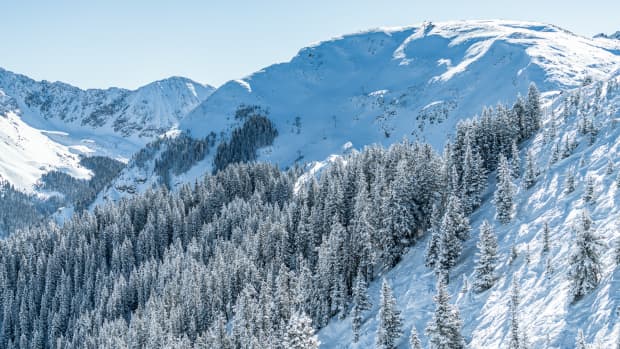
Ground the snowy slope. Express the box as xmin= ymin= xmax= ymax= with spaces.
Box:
xmin=318 ymin=71 xmax=620 ymax=348
xmin=182 ymin=20 xmax=620 ymax=167
xmin=0 ymin=68 xmax=214 ymax=191
xmin=101 ymin=20 xmax=620 ymax=204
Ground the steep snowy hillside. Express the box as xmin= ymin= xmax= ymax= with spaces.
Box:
xmin=183 ymin=20 xmax=620 ymax=165
xmin=0 ymin=68 xmax=214 ymax=192
xmin=318 ymin=71 xmax=620 ymax=348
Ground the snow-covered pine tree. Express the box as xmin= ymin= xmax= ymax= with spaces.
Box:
xmin=351 ymin=271 xmax=371 ymax=343
xmin=568 ymin=209 xmax=604 ymax=302
xmin=525 ymin=83 xmax=542 ymax=138
xmin=462 ymin=133 xmax=485 ymax=213
xmin=511 ymin=140 xmax=521 ymax=178
xmin=607 ymin=159 xmax=615 ymax=175
xmin=575 ymin=329 xmax=588 ymax=349
xmin=473 ymin=220 xmax=499 ymax=292
xmin=409 ymin=327 xmax=422 ymax=349
xmin=284 ymin=312 xmax=319 ymax=349
xmin=376 ymin=279 xmax=403 ymax=349
xmin=583 ymin=175 xmax=595 ymax=203
xmin=565 ymin=169 xmax=576 ymax=194
xmin=425 ymin=204 xmax=442 ymax=269
xmin=494 ymin=155 xmax=515 ymax=224
xmin=437 ymin=211 xmax=463 ymax=282
xmin=509 ymin=244 xmax=518 ymax=265
xmin=549 ymin=142 xmax=560 ymax=165
xmin=523 ymin=149 xmax=537 ymax=189
xmin=616 ymin=170 xmax=620 ymax=188
xmin=542 ymin=221 xmax=551 ymax=254
xmin=425 ymin=280 xmax=465 ymax=349
xmin=508 ymin=278 xmax=521 ymax=349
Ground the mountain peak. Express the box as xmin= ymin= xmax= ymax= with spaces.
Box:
xmin=594 ymin=30 xmax=620 ymax=40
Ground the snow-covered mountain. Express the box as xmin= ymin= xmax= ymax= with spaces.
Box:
xmin=319 ymin=68 xmax=620 ymax=348
xmin=0 ymin=67 xmax=214 ymax=191
xmin=103 ymin=20 xmax=620 ymax=203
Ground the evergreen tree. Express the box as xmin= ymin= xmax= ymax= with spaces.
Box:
xmin=473 ymin=220 xmax=499 ymax=292
xmin=575 ymin=329 xmax=588 ymax=349
xmin=525 ymin=83 xmax=542 ymax=139
xmin=425 ymin=280 xmax=465 ymax=349
xmin=583 ymin=176 xmax=595 ymax=203
xmin=511 ymin=140 xmax=521 ymax=178
xmin=284 ymin=312 xmax=319 ymax=349
xmin=541 ymin=222 xmax=551 ymax=254
xmin=568 ymin=210 xmax=603 ymax=302
xmin=508 ymin=278 xmax=521 ymax=349
xmin=409 ymin=327 xmax=423 ymax=349
xmin=494 ymin=155 xmax=515 ymax=224
xmin=523 ymin=149 xmax=537 ymax=189
xmin=376 ymin=279 xmax=403 ymax=349
xmin=351 ymin=271 xmax=371 ymax=343
xmin=425 ymin=204 xmax=442 ymax=270
xmin=607 ymin=159 xmax=615 ymax=175
xmin=565 ymin=169 xmax=576 ymax=194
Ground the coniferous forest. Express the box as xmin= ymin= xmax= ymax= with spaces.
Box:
xmin=0 ymin=87 xmax=556 ymax=348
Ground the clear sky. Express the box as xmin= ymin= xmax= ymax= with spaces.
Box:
xmin=1 ymin=0 xmax=619 ymax=89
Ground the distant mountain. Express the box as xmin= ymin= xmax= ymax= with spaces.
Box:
xmin=594 ymin=31 xmax=620 ymax=40
xmin=0 ymin=68 xmax=214 ymax=191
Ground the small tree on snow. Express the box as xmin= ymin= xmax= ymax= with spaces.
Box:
xmin=426 ymin=280 xmax=465 ymax=349
xmin=508 ymin=278 xmax=521 ymax=349
xmin=473 ymin=220 xmax=499 ymax=292
xmin=523 ymin=149 xmax=537 ymax=189
xmin=583 ymin=176 xmax=595 ymax=203
xmin=575 ymin=329 xmax=588 ymax=349
xmin=565 ymin=169 xmax=576 ymax=194
xmin=351 ymin=271 xmax=371 ymax=343
xmin=376 ymin=279 xmax=403 ymax=349
xmin=511 ymin=141 xmax=521 ymax=178
xmin=607 ymin=159 xmax=615 ymax=175
xmin=409 ymin=327 xmax=422 ymax=349
xmin=284 ymin=312 xmax=319 ymax=349
xmin=541 ymin=221 xmax=551 ymax=254
xmin=494 ymin=155 xmax=515 ymax=224
xmin=568 ymin=210 xmax=604 ymax=302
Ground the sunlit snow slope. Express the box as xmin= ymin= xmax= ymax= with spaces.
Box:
xmin=319 ymin=70 xmax=620 ymax=349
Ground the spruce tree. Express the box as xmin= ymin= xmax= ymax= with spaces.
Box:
xmin=376 ymin=279 xmax=403 ymax=349
xmin=575 ymin=329 xmax=588 ymax=349
xmin=409 ymin=327 xmax=423 ymax=349
xmin=525 ymin=83 xmax=542 ymax=138
xmin=583 ymin=176 xmax=595 ymax=203
xmin=473 ymin=220 xmax=499 ymax=292
xmin=564 ymin=169 xmax=576 ymax=194
xmin=351 ymin=271 xmax=371 ymax=343
xmin=568 ymin=210 xmax=603 ymax=302
xmin=494 ymin=155 xmax=515 ymax=224
xmin=607 ymin=159 xmax=615 ymax=175
xmin=284 ymin=312 xmax=319 ymax=349
xmin=511 ymin=140 xmax=521 ymax=179
xmin=523 ymin=149 xmax=537 ymax=189
xmin=425 ymin=204 xmax=442 ymax=270
xmin=541 ymin=221 xmax=551 ymax=254
xmin=425 ymin=280 xmax=465 ymax=349
xmin=508 ymin=278 xmax=521 ymax=349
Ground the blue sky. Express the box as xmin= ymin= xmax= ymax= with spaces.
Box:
xmin=2 ymin=0 xmax=619 ymax=89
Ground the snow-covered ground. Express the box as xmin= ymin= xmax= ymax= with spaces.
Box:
xmin=318 ymin=68 xmax=620 ymax=349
